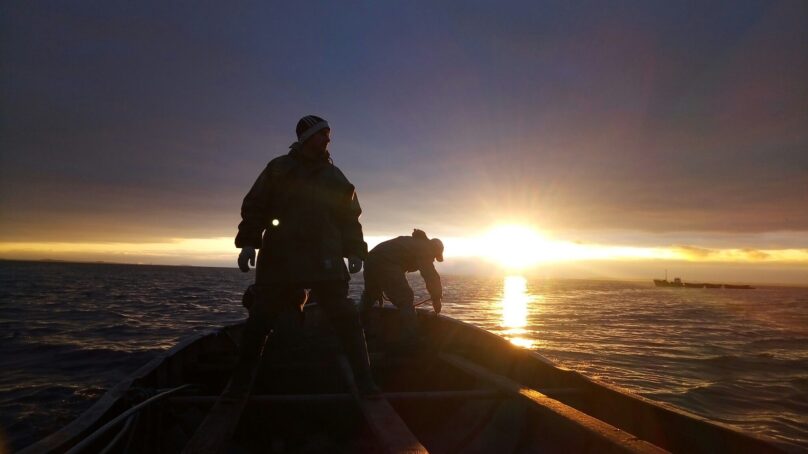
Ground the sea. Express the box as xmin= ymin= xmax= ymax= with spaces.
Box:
xmin=1 ymin=260 xmax=806 ymax=452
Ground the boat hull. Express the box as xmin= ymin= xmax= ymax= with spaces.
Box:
xmin=653 ymin=279 xmax=683 ymax=287
xmin=654 ymin=280 xmax=754 ymax=290
xmin=22 ymin=306 xmax=784 ymax=453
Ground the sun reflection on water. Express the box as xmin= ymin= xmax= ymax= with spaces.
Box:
xmin=501 ymin=275 xmax=537 ymax=348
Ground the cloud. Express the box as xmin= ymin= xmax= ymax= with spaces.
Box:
xmin=1 ymin=1 xmax=806 ymax=250
xmin=739 ymin=248 xmax=771 ymax=261
xmin=674 ymin=245 xmax=713 ymax=260
xmin=672 ymin=245 xmax=808 ymax=263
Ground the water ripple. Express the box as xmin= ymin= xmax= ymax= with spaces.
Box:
xmin=1 ymin=261 xmax=806 ymax=451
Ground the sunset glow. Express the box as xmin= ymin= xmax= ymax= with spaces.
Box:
xmin=436 ymin=225 xmax=808 ymax=272
xmin=470 ymin=224 xmax=678 ymax=267
xmin=0 ymin=238 xmax=235 ymax=264
xmin=481 ymin=225 xmax=548 ymax=269
xmin=1 ymin=233 xmax=807 ymax=273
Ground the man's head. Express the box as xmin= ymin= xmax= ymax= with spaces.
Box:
xmin=431 ymin=238 xmax=444 ymax=262
xmin=413 ymin=228 xmax=444 ymax=262
xmin=296 ymin=115 xmax=331 ymax=158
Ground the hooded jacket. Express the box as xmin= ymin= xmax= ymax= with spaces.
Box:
xmin=236 ymin=149 xmax=368 ymax=283
xmin=366 ymin=235 xmax=442 ymax=301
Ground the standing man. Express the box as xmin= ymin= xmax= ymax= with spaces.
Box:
xmin=236 ymin=115 xmax=376 ymax=393
xmin=360 ymin=229 xmax=444 ymax=348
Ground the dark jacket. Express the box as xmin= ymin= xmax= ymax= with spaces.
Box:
xmin=367 ymin=236 xmax=442 ymax=301
xmin=236 ymin=149 xmax=368 ymax=283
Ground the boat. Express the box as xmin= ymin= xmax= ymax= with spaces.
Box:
xmin=653 ymin=276 xmax=754 ymax=290
xmin=21 ymin=304 xmax=785 ymax=453
xmin=653 ymin=277 xmax=683 ymax=287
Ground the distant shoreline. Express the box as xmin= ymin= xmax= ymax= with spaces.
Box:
xmin=0 ymin=257 xmax=214 ymax=270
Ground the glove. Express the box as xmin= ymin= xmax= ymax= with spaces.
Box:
xmin=432 ymin=297 xmax=442 ymax=315
xmin=348 ymin=256 xmax=363 ymax=274
xmin=238 ymin=247 xmax=256 ymax=272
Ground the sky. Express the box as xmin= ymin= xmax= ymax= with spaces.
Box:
xmin=1 ymin=1 xmax=807 ymax=284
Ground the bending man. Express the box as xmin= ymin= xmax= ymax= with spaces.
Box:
xmin=360 ymin=229 xmax=444 ymax=347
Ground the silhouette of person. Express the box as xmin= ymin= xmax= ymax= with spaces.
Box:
xmin=236 ymin=115 xmax=376 ymax=393
xmin=359 ymin=229 xmax=443 ymax=348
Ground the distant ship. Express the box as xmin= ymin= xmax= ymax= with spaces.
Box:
xmin=653 ymin=277 xmax=683 ymax=287
xmin=653 ymin=271 xmax=754 ymax=289
xmin=654 ymin=270 xmax=683 ymax=287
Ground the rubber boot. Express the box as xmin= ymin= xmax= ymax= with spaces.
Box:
xmin=234 ymin=320 xmax=267 ymax=391
xmin=239 ymin=310 xmax=268 ymax=364
xmin=359 ymin=291 xmax=382 ymax=345
xmin=268 ymin=308 xmax=304 ymax=361
xmin=344 ymin=328 xmax=380 ymax=397
xmin=358 ymin=292 xmax=371 ymax=327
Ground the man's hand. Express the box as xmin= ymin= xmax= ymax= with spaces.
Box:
xmin=238 ymin=247 xmax=256 ymax=272
xmin=432 ymin=297 xmax=442 ymax=315
xmin=348 ymin=256 xmax=363 ymax=274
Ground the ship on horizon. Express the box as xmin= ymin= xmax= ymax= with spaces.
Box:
xmin=653 ymin=271 xmax=754 ymax=289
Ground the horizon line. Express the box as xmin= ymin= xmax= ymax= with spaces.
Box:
xmin=2 ymin=257 xmax=806 ymax=289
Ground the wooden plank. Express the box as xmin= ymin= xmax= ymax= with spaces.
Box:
xmin=337 ymin=357 xmax=429 ymax=454
xmin=440 ymin=353 xmax=668 ymax=454
xmin=425 ymin=399 xmax=500 ymax=453
xmin=462 ymin=399 xmax=527 ymax=453
xmin=181 ymin=352 xmax=261 ymax=454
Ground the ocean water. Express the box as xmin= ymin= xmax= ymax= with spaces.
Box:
xmin=1 ymin=260 xmax=806 ymax=452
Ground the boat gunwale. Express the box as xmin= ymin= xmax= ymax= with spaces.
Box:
xmin=18 ymin=326 xmax=227 ymax=454
xmin=422 ymin=307 xmax=787 ymax=452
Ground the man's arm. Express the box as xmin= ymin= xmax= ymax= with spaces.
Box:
xmin=418 ymin=259 xmax=443 ymax=302
xmin=335 ymin=180 xmax=368 ymax=260
xmin=235 ymin=164 xmax=273 ymax=249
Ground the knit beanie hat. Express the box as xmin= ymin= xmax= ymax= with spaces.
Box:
xmin=296 ymin=115 xmax=330 ymax=143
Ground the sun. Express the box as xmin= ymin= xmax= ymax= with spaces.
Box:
xmin=481 ymin=224 xmax=549 ymax=269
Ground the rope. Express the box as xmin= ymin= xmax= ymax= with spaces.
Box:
xmin=98 ymin=413 xmax=137 ymax=454
xmin=381 ymin=292 xmax=432 ymax=307
xmin=66 ymin=384 xmax=195 ymax=454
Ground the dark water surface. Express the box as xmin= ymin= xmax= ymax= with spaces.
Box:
xmin=1 ymin=261 xmax=806 ymax=451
